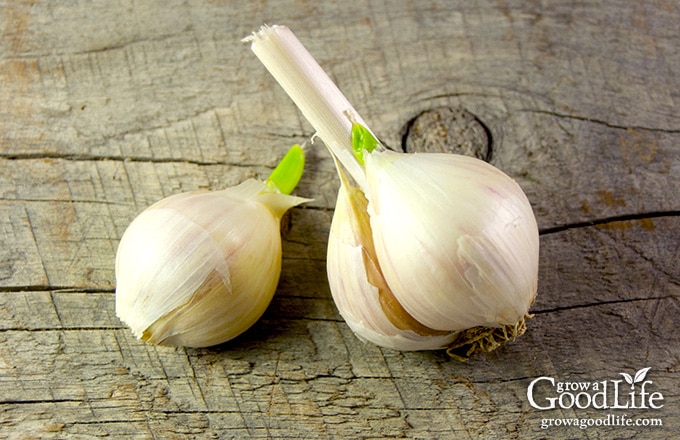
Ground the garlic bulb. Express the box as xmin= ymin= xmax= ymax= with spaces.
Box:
xmin=115 ymin=145 xmax=308 ymax=347
xmin=248 ymin=25 xmax=539 ymax=357
xmin=327 ymin=132 xmax=539 ymax=352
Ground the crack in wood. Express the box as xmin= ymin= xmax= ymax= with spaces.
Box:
xmin=539 ymin=210 xmax=680 ymax=235
xmin=3 ymin=197 xmax=134 ymax=206
xmin=414 ymin=91 xmax=503 ymax=102
xmin=533 ymin=295 xmax=676 ymax=315
xmin=68 ymin=419 xmax=148 ymax=425
xmin=0 ymin=152 xmax=251 ymax=167
xmin=0 ymin=326 xmax=124 ymax=333
xmin=0 ymin=398 xmax=95 ymax=405
xmin=0 ymin=285 xmax=114 ymax=293
xmin=523 ymin=109 xmax=680 ymax=134
xmin=70 ymin=27 xmax=196 ymax=57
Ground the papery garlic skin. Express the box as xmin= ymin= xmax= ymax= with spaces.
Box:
xmin=327 ymin=167 xmax=459 ymax=351
xmin=363 ymin=150 xmax=539 ymax=332
xmin=115 ymin=179 xmax=307 ymax=347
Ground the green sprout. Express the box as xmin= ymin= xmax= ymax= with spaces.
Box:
xmin=351 ymin=122 xmax=380 ymax=165
xmin=266 ymin=144 xmax=305 ymax=195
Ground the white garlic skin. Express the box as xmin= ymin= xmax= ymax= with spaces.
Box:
xmin=115 ymin=179 xmax=305 ymax=347
xmin=327 ymin=174 xmax=459 ymax=351
xmin=327 ymin=150 xmax=539 ymax=351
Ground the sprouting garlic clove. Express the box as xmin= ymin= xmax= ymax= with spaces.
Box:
xmin=115 ymin=146 xmax=309 ymax=347
xmin=362 ymin=149 xmax=539 ymax=332
xmin=326 ymin=148 xmax=539 ymax=352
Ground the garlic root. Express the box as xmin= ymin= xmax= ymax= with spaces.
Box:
xmin=445 ymin=315 xmax=531 ymax=362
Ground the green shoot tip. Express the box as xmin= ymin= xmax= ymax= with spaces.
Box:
xmin=266 ymin=144 xmax=305 ymax=195
xmin=351 ymin=123 xmax=380 ymax=165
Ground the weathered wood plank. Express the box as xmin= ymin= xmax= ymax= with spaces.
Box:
xmin=1 ymin=0 xmax=679 ymax=438
xmin=1 ymin=282 xmax=677 ymax=438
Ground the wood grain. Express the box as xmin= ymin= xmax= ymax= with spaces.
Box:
xmin=1 ymin=1 xmax=678 ymax=438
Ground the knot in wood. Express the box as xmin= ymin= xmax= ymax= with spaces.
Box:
xmin=401 ymin=107 xmax=492 ymax=161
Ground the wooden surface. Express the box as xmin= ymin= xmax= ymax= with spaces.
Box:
xmin=1 ymin=1 xmax=679 ymax=438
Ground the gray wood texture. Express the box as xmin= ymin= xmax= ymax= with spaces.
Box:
xmin=1 ymin=1 xmax=678 ymax=438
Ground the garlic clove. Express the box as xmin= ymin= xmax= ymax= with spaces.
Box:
xmin=326 ymin=145 xmax=539 ymax=354
xmin=363 ymin=150 xmax=539 ymax=332
xmin=115 ymin=146 xmax=309 ymax=347
xmin=327 ymin=165 xmax=458 ymax=350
